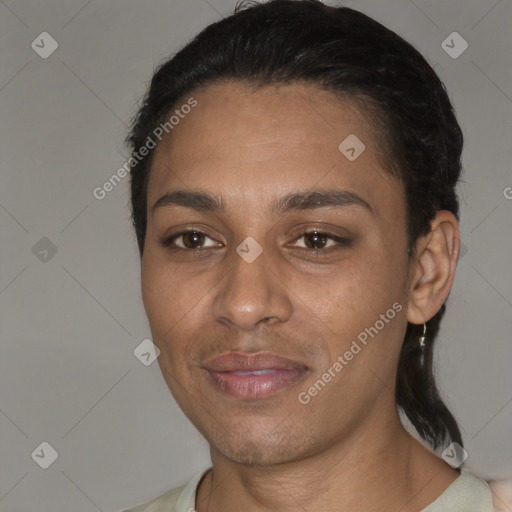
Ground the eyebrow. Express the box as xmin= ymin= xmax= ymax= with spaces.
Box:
xmin=151 ymin=188 xmax=373 ymax=216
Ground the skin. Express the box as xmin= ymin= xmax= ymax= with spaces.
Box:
xmin=489 ymin=479 xmax=512 ymax=511
xmin=141 ymin=81 xmax=461 ymax=511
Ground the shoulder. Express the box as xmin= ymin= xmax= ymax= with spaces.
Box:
xmin=422 ymin=468 xmax=498 ymax=512
xmin=123 ymin=468 xmax=211 ymax=512
xmin=123 ymin=486 xmax=184 ymax=512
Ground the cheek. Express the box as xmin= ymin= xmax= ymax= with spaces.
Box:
xmin=141 ymin=253 xmax=195 ymax=341
xmin=316 ymin=252 xmax=407 ymax=345
xmin=141 ymin=251 xmax=220 ymax=363
xmin=141 ymin=264 xmax=191 ymax=384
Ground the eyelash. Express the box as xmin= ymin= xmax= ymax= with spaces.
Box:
xmin=160 ymin=229 xmax=351 ymax=255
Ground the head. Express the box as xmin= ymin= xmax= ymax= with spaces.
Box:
xmin=127 ymin=0 xmax=463 ymax=464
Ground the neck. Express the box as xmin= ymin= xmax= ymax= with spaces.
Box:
xmin=195 ymin=405 xmax=459 ymax=512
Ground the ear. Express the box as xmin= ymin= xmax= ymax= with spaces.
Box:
xmin=407 ymin=211 xmax=460 ymax=324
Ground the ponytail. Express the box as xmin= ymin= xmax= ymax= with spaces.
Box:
xmin=396 ymin=304 xmax=463 ymax=450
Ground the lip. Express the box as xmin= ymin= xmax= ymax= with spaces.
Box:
xmin=203 ymin=352 xmax=308 ymax=399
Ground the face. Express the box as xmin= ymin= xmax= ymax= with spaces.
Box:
xmin=141 ymin=81 xmax=412 ymax=465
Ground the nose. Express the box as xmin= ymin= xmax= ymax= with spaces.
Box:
xmin=212 ymin=242 xmax=293 ymax=331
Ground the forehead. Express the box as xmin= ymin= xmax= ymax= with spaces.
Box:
xmin=147 ymin=81 xmax=402 ymax=215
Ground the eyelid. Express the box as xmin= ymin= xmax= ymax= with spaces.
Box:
xmin=160 ymin=227 xmax=352 ymax=253
xmin=160 ymin=228 xmax=223 ymax=250
xmin=288 ymin=229 xmax=352 ymax=251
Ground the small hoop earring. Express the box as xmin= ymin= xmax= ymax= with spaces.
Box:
xmin=419 ymin=323 xmax=427 ymax=349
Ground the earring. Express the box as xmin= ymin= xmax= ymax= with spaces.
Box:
xmin=419 ymin=323 xmax=427 ymax=349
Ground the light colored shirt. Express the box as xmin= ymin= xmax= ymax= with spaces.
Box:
xmin=124 ymin=467 xmax=498 ymax=512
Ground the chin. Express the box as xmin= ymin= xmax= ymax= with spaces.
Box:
xmin=217 ymin=441 xmax=296 ymax=466
xmin=207 ymin=423 xmax=314 ymax=466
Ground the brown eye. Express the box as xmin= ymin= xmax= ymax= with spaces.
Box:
xmin=296 ymin=230 xmax=337 ymax=250
xmin=302 ymin=231 xmax=330 ymax=249
xmin=290 ymin=229 xmax=352 ymax=254
xmin=161 ymin=230 xmax=219 ymax=250
xmin=181 ymin=231 xmax=205 ymax=249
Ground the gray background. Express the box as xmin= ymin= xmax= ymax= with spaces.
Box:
xmin=0 ymin=0 xmax=511 ymax=511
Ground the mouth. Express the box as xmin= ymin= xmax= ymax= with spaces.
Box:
xmin=202 ymin=352 xmax=308 ymax=400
